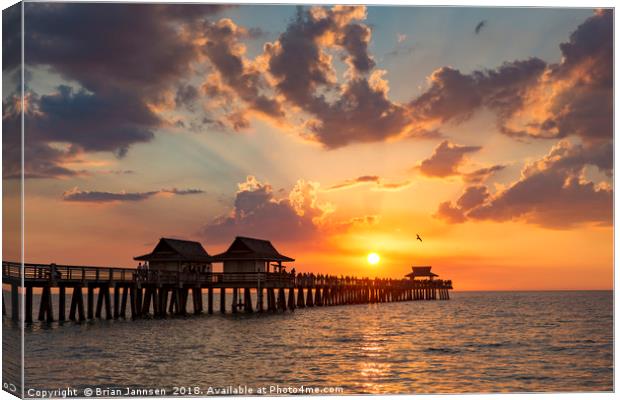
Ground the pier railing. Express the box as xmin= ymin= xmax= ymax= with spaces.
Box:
xmin=2 ymin=261 xmax=454 ymax=323
xmin=2 ymin=262 xmax=297 ymax=287
xmin=2 ymin=261 xmax=452 ymax=290
xmin=2 ymin=262 xmax=135 ymax=283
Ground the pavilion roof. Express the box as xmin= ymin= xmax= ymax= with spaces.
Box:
xmin=405 ymin=266 xmax=439 ymax=278
xmin=211 ymin=236 xmax=294 ymax=262
xmin=134 ymin=237 xmax=212 ymax=263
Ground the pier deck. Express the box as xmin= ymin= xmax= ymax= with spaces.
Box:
xmin=2 ymin=261 xmax=453 ymax=323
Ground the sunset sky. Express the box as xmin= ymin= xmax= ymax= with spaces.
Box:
xmin=2 ymin=4 xmax=613 ymax=290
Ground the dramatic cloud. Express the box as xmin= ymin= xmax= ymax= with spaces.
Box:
xmin=434 ymin=186 xmax=489 ymax=223
xmin=33 ymin=86 xmax=157 ymax=156
xmin=2 ymin=92 xmax=83 ymax=179
xmin=201 ymin=18 xmax=284 ymax=125
xmin=20 ymin=3 xmax=224 ymax=92
xmin=202 ymin=176 xmax=331 ymax=242
xmin=418 ymin=140 xmax=481 ymax=178
xmin=328 ymin=175 xmax=411 ymax=191
xmin=7 ymin=5 xmax=611 ymax=180
xmin=202 ymin=175 xmax=380 ymax=243
xmin=62 ymin=187 xmax=204 ymax=203
xmin=426 ymin=11 xmax=612 ymax=229
xmin=2 ymin=4 xmax=20 ymax=73
xmin=501 ymin=9 xmax=613 ymax=143
xmin=8 ymin=3 xmax=225 ymax=178
xmin=410 ymin=58 xmax=547 ymax=129
xmin=435 ymin=140 xmax=612 ymax=228
xmin=411 ymin=10 xmax=612 ymax=146
xmin=264 ymin=6 xmax=412 ymax=148
xmin=195 ymin=8 xmax=610 ymax=150
xmin=197 ymin=8 xmax=610 ymax=150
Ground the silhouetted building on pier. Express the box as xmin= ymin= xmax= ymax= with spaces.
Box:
xmin=406 ymin=266 xmax=438 ymax=280
xmin=2 ymin=237 xmax=454 ymax=323
xmin=211 ymin=236 xmax=294 ymax=273
xmin=134 ymin=237 xmax=213 ymax=273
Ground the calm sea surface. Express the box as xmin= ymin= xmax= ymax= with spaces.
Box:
xmin=3 ymin=291 xmax=613 ymax=395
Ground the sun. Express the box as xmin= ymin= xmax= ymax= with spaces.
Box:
xmin=367 ymin=252 xmax=380 ymax=265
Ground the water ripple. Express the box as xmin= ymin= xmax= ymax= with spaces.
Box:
xmin=2 ymin=290 xmax=612 ymax=394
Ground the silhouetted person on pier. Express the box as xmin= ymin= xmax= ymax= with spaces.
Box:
xmin=136 ymin=263 xmax=146 ymax=281
xmin=49 ymin=263 xmax=60 ymax=283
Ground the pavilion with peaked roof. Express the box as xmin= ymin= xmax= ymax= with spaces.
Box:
xmin=134 ymin=237 xmax=213 ymax=273
xmin=405 ymin=266 xmax=439 ymax=280
xmin=211 ymin=236 xmax=294 ymax=274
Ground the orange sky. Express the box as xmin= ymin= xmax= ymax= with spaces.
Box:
xmin=2 ymin=5 xmax=613 ymax=290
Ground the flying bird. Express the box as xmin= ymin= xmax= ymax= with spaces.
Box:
xmin=475 ymin=20 xmax=487 ymax=34
xmin=416 ymin=234 xmax=423 ymax=242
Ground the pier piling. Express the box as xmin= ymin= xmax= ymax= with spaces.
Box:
xmin=2 ymin=262 xmax=453 ymax=323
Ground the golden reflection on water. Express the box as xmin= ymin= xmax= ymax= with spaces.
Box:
xmin=4 ymin=291 xmax=613 ymax=394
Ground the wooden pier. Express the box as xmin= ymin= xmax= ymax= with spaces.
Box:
xmin=2 ymin=261 xmax=453 ymax=323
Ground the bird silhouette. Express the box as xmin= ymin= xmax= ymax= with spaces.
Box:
xmin=475 ymin=20 xmax=487 ymax=34
xmin=416 ymin=234 xmax=423 ymax=242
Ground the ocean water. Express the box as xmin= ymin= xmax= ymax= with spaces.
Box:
xmin=2 ymin=291 xmax=613 ymax=395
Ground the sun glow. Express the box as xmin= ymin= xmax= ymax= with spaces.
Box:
xmin=367 ymin=252 xmax=380 ymax=265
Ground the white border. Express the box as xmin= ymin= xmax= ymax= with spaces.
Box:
xmin=0 ymin=1 xmax=615 ymax=400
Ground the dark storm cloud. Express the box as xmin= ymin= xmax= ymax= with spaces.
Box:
xmin=265 ymin=6 xmax=411 ymax=148
xmin=2 ymin=86 xmax=152 ymax=179
xmin=32 ymin=86 xmax=157 ymax=156
xmin=418 ymin=140 xmax=482 ymax=178
xmin=13 ymin=3 xmax=225 ymax=178
xmin=22 ymin=3 xmax=222 ymax=94
xmin=2 ymin=3 xmax=21 ymax=73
